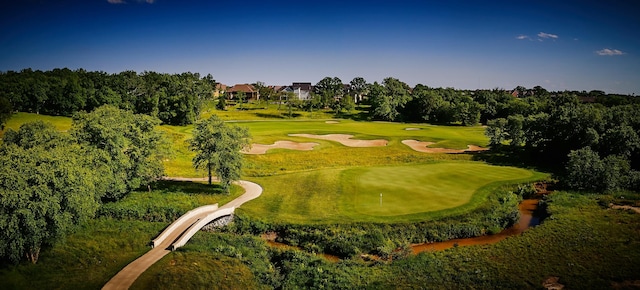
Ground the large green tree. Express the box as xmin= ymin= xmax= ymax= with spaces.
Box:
xmin=0 ymin=122 xmax=100 ymax=264
xmin=71 ymin=105 xmax=166 ymax=200
xmin=565 ymin=147 xmax=631 ymax=192
xmin=314 ymin=77 xmax=344 ymax=107
xmin=369 ymin=77 xmax=411 ymax=121
xmin=349 ymin=77 xmax=368 ymax=104
xmin=189 ymin=115 xmax=251 ymax=192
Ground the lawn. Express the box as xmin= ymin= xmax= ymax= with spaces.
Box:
xmin=0 ymin=112 xmax=72 ymax=136
xmin=345 ymin=163 xmax=534 ymax=216
xmin=158 ymin=118 xmax=490 ymax=177
xmin=242 ymin=162 xmax=540 ymax=223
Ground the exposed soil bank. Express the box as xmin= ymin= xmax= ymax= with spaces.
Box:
xmin=610 ymin=204 xmax=640 ymax=214
xmin=412 ymin=198 xmax=542 ymax=253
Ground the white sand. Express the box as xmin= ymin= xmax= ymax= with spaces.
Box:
xmin=242 ymin=141 xmax=319 ymax=154
xmin=289 ymin=134 xmax=388 ymax=147
xmin=401 ymin=140 xmax=488 ymax=153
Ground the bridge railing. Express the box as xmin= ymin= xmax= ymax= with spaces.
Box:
xmin=170 ymin=206 xmax=235 ymax=250
xmin=150 ymin=204 xmax=218 ymax=248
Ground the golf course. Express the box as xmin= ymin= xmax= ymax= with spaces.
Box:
xmin=1 ymin=105 xmax=638 ymax=289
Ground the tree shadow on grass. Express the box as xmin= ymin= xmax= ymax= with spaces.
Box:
xmin=152 ymin=180 xmax=226 ymax=195
xmin=471 ymin=145 xmax=562 ymax=175
xmin=335 ymin=110 xmax=371 ymax=121
xmin=254 ymin=112 xmax=286 ymax=119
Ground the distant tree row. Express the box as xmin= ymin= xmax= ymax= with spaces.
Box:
xmin=304 ymin=76 xmax=638 ymax=125
xmin=0 ymin=105 xmax=166 ymax=263
xmin=0 ymin=68 xmax=217 ymax=125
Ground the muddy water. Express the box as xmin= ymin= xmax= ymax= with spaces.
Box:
xmin=411 ymin=199 xmax=541 ymax=253
xmin=263 ymin=199 xmax=543 ymax=259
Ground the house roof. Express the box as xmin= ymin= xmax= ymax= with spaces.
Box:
xmin=292 ymin=82 xmax=312 ymax=91
xmin=270 ymin=85 xmax=285 ymax=92
xmin=227 ymin=84 xmax=256 ymax=93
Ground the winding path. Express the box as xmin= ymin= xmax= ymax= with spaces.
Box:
xmin=102 ymin=178 xmax=262 ymax=290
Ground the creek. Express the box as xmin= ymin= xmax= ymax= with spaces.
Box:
xmin=263 ymin=197 xmax=546 ymax=260
xmin=411 ymin=198 xmax=543 ymax=253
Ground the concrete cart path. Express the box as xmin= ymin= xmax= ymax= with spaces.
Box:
xmin=102 ymin=178 xmax=262 ymax=290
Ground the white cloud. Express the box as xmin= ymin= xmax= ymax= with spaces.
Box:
xmin=537 ymin=32 xmax=558 ymax=39
xmin=596 ymin=48 xmax=625 ymax=56
xmin=516 ymin=35 xmax=530 ymax=40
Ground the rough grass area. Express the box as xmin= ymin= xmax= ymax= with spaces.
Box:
xmin=0 ymin=219 xmax=166 ymax=290
xmin=242 ymin=163 xmax=541 ymax=223
xmin=381 ymin=191 xmax=640 ymax=288
xmin=132 ymin=252 xmax=264 ymax=290
xmin=98 ymin=180 xmax=243 ymax=221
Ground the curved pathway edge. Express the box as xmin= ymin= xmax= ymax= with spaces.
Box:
xmin=102 ymin=178 xmax=262 ymax=290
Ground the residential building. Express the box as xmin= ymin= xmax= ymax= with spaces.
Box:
xmin=227 ymin=84 xmax=259 ymax=101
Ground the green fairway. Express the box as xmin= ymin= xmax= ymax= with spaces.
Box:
xmin=239 ymin=119 xmax=488 ymax=149
xmin=243 ymin=162 xmax=539 ymax=223
xmin=1 ymin=112 xmax=72 ymax=136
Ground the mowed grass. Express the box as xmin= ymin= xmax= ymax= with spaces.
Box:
xmin=2 ymin=112 xmax=491 ymax=178
xmin=160 ymin=118 xmax=490 ymax=177
xmin=243 ymin=162 xmax=540 ymax=224
xmin=345 ymin=163 xmax=534 ymax=216
xmin=0 ymin=112 xmax=72 ymax=136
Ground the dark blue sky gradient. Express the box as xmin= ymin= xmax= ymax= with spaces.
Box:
xmin=1 ymin=0 xmax=638 ymax=94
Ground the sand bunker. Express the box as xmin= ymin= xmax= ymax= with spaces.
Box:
xmin=289 ymin=134 xmax=388 ymax=147
xmin=404 ymin=128 xmax=421 ymax=131
xmin=402 ymin=140 xmax=488 ymax=153
xmin=242 ymin=141 xmax=319 ymax=154
xmin=325 ymin=121 xmax=340 ymax=124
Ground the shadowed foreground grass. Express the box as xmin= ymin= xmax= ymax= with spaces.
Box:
xmin=0 ymin=219 xmax=165 ymax=290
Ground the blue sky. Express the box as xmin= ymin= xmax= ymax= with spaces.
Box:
xmin=1 ymin=0 xmax=638 ymax=94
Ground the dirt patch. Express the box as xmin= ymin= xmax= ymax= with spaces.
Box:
xmin=401 ymin=140 xmax=488 ymax=153
xmin=610 ymin=204 xmax=640 ymax=214
xmin=543 ymin=276 xmax=565 ymax=290
xmin=289 ymin=134 xmax=388 ymax=147
xmin=242 ymin=141 xmax=319 ymax=154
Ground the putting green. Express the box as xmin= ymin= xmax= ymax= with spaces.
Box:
xmin=343 ymin=163 xmax=534 ymax=217
xmin=245 ymin=162 xmax=538 ymax=223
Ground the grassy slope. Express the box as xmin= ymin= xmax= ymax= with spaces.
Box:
xmin=242 ymin=163 xmax=541 ymax=223
xmin=0 ymin=112 xmax=72 ymax=137
xmin=0 ymin=219 xmax=166 ymax=290
xmin=0 ymin=181 xmax=245 ymax=289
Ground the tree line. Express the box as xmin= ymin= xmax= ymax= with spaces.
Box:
xmin=0 ymin=68 xmax=216 ymax=125
xmin=485 ymin=94 xmax=640 ymax=192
